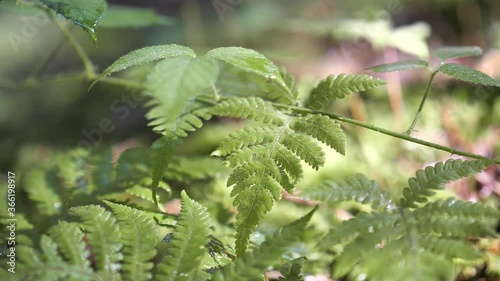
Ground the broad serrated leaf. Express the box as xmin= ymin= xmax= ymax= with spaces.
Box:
xmin=155 ymin=191 xmax=211 ymax=280
xmin=399 ymin=159 xmax=493 ymax=208
xmin=99 ymin=5 xmax=174 ymax=28
xmin=70 ymin=205 xmax=122 ymax=278
xmin=437 ymin=63 xmax=500 ymax=87
xmin=299 ymin=174 xmax=392 ymax=210
xmin=41 ymin=0 xmax=107 ymax=43
xmin=207 ymin=47 xmax=293 ymax=101
xmin=306 ymin=74 xmax=386 ymax=109
xmin=47 ymin=221 xmax=90 ymax=268
xmin=151 ymin=135 xmax=179 ymax=207
xmin=433 ymin=46 xmax=483 ymax=61
xmin=146 ymin=56 xmax=219 ymax=134
xmin=91 ymin=44 xmax=195 ymax=88
xmin=104 ymin=201 xmax=158 ymax=281
xmin=212 ymin=208 xmax=316 ymax=281
xmin=290 ymin=114 xmax=345 ymax=155
xmin=369 ymin=59 xmax=429 ymax=73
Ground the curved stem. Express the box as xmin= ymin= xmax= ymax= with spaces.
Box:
xmin=42 ymin=7 xmax=96 ymax=78
xmin=274 ymin=103 xmax=500 ymax=164
xmin=404 ymin=70 xmax=438 ymax=135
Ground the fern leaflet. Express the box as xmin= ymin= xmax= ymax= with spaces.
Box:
xmin=399 ymin=159 xmax=493 ymax=208
xmin=155 ymin=191 xmax=211 ymax=280
xmin=305 ymin=74 xmax=386 ymax=109
xmin=279 ymin=257 xmax=307 ymax=281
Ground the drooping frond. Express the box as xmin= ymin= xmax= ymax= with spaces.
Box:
xmin=211 ymin=97 xmax=285 ymax=125
xmin=104 ymin=201 xmax=158 ymax=281
xmin=151 ymin=135 xmax=179 ymax=206
xmin=305 ymin=74 xmax=386 ymax=110
xmin=290 ymin=114 xmax=346 ymax=155
xmin=279 ymin=257 xmax=307 ymax=281
xmin=155 ymin=191 xmax=211 ymax=280
xmin=399 ymin=159 xmax=493 ymax=208
xmin=70 ymin=205 xmax=122 ymax=279
xmin=47 ymin=221 xmax=90 ymax=268
xmin=298 ymin=174 xmax=393 ymax=210
xmin=211 ymin=208 xmax=316 ymax=281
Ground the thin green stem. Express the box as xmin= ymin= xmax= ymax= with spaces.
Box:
xmin=42 ymin=6 xmax=96 ymax=78
xmin=404 ymin=70 xmax=438 ymax=135
xmin=274 ymin=103 xmax=500 ymax=164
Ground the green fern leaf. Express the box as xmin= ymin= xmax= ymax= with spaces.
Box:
xmin=212 ymin=208 xmax=316 ymax=281
xmin=306 ymin=74 xmax=386 ymax=109
xmin=416 ymin=198 xmax=500 ymax=219
xmin=299 ymin=174 xmax=392 ymax=210
xmin=146 ymin=56 xmax=219 ymax=135
xmin=211 ymin=97 xmax=284 ymax=125
xmin=17 ymin=236 xmax=95 ymax=281
xmin=104 ymin=201 xmax=158 ymax=281
xmin=166 ymin=156 xmax=228 ymax=182
xmin=418 ymin=236 xmax=481 ymax=260
xmin=281 ymin=132 xmax=325 ymax=170
xmin=22 ymin=168 xmax=62 ymax=216
xmin=399 ymin=159 xmax=493 ymax=208
xmin=47 ymin=221 xmax=90 ymax=268
xmin=91 ymin=44 xmax=195 ymax=88
xmin=155 ymin=191 xmax=211 ymax=280
xmin=290 ymin=114 xmax=346 ymax=155
xmin=279 ymin=257 xmax=307 ymax=281
xmin=214 ymin=126 xmax=280 ymax=156
xmin=70 ymin=205 xmax=122 ymax=278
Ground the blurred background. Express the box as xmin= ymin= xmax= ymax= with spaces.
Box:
xmin=0 ymin=0 xmax=499 ymax=278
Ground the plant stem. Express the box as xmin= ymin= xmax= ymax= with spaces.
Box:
xmin=42 ymin=6 xmax=96 ymax=78
xmin=275 ymin=104 xmax=500 ymax=164
xmin=404 ymin=70 xmax=438 ymax=135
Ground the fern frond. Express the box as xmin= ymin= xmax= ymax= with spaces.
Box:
xmin=299 ymin=174 xmax=392 ymax=210
xmin=320 ymin=212 xmax=400 ymax=247
xmin=412 ymin=215 xmax=496 ymax=238
xmin=104 ymin=201 xmax=158 ymax=281
xmin=279 ymin=257 xmax=307 ymax=281
xmin=399 ymin=159 xmax=493 ymax=208
xmin=214 ymin=126 xmax=280 ymax=156
xmin=151 ymin=135 xmax=179 ymax=206
xmin=147 ymin=101 xmax=213 ymax=137
xmin=22 ymin=168 xmax=62 ymax=216
xmin=417 ymin=236 xmax=481 ymax=260
xmin=414 ymin=198 xmax=500 ymax=219
xmin=70 ymin=205 xmax=122 ymax=278
xmin=211 ymin=97 xmax=285 ymax=125
xmin=166 ymin=156 xmax=228 ymax=181
xmin=306 ymin=74 xmax=386 ymax=110
xmin=155 ymin=191 xmax=211 ymax=280
xmin=17 ymin=236 xmax=95 ymax=281
xmin=47 ymin=221 xmax=90 ymax=268
xmin=212 ymin=208 xmax=316 ymax=281
xmin=290 ymin=114 xmax=346 ymax=155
